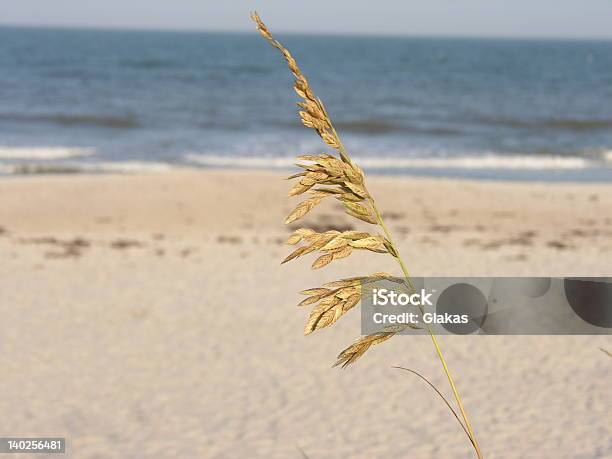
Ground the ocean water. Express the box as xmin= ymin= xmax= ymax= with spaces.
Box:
xmin=1 ymin=26 xmax=611 ymax=181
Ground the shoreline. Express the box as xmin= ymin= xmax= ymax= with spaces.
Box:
xmin=2 ymin=162 xmax=612 ymax=184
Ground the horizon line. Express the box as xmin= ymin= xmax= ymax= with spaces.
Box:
xmin=1 ymin=22 xmax=611 ymax=42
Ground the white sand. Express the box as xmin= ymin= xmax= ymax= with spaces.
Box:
xmin=0 ymin=170 xmax=610 ymax=458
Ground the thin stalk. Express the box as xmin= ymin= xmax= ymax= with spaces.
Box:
xmin=367 ymin=195 xmax=483 ymax=459
xmin=328 ymin=122 xmax=483 ymax=459
xmin=392 ymin=366 xmax=474 ymax=448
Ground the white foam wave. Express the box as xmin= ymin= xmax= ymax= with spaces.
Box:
xmin=184 ymin=154 xmax=592 ymax=170
xmin=86 ymin=161 xmax=175 ymax=173
xmin=0 ymin=147 xmax=94 ymax=160
xmin=4 ymin=161 xmax=176 ymax=175
xmin=358 ymin=155 xmax=590 ymax=170
xmin=184 ymin=154 xmax=296 ymax=168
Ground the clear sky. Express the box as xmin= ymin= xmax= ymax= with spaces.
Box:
xmin=1 ymin=0 xmax=611 ymax=39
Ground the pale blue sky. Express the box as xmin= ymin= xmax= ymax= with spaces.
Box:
xmin=1 ymin=0 xmax=611 ymax=39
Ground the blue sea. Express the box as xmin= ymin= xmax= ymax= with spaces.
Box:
xmin=1 ymin=26 xmax=611 ymax=181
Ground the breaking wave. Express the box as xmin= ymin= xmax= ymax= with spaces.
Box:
xmin=184 ymin=153 xmax=595 ymax=170
xmin=4 ymin=161 xmax=176 ymax=175
xmin=0 ymin=147 xmax=94 ymax=160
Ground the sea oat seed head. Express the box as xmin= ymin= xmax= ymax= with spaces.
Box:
xmin=251 ymin=12 xmax=343 ymax=153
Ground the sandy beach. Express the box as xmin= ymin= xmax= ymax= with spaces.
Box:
xmin=0 ymin=169 xmax=610 ymax=458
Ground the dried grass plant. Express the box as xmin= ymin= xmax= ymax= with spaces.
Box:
xmin=252 ymin=12 xmax=483 ymax=458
